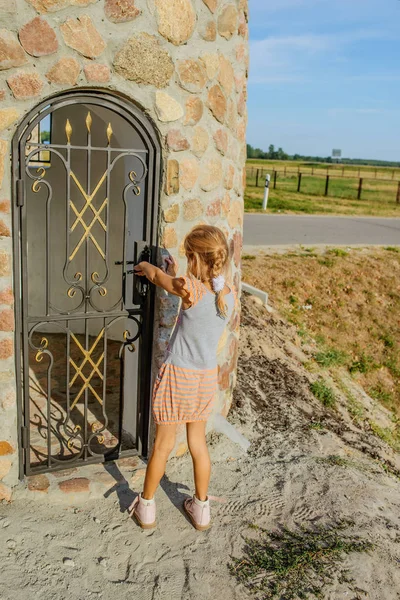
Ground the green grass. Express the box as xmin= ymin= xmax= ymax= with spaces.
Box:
xmin=310 ymin=379 xmax=337 ymax=408
xmin=228 ymin=520 xmax=373 ymax=600
xmin=314 ymin=347 xmax=349 ymax=368
xmin=245 ymin=160 xmax=400 ymax=216
xmin=369 ymin=421 xmax=400 ymax=452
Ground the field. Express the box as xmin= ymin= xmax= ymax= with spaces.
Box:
xmin=245 ymin=159 xmax=400 ymax=216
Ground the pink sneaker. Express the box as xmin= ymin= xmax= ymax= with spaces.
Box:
xmin=183 ymin=495 xmax=211 ymax=531
xmin=128 ymin=493 xmax=156 ymax=529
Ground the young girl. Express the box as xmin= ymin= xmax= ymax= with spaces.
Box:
xmin=128 ymin=224 xmax=235 ymax=531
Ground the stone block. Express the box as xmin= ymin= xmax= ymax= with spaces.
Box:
xmin=213 ymin=128 xmax=228 ymax=155
xmin=218 ymin=55 xmax=234 ymax=95
xmin=46 ymin=57 xmax=80 ymax=85
xmin=191 ymin=126 xmax=209 ymax=157
xmin=200 ymin=53 xmax=219 ymax=80
xmin=59 ymin=477 xmax=90 ymax=493
xmin=217 ymin=4 xmax=238 ymax=40
xmin=60 ymin=15 xmax=106 ymax=59
xmin=27 ymin=474 xmax=50 ymax=492
xmin=199 ymin=20 xmax=216 ymax=42
xmin=0 ymin=249 xmax=10 ymax=276
xmin=19 ymin=17 xmax=58 ymax=57
xmin=162 ymin=226 xmax=178 ymax=249
xmin=155 ymin=0 xmax=196 ymax=46
xmin=207 ymin=84 xmax=226 ymax=123
xmin=163 ymin=203 xmax=179 ymax=223
xmin=184 ymin=96 xmax=203 ymax=125
xmin=183 ymin=198 xmax=203 ymax=221
xmin=0 ymin=338 xmax=12 ymax=359
xmin=83 ymin=62 xmax=110 ymax=83
xmin=114 ymin=33 xmax=174 ymax=88
xmin=179 ymin=156 xmax=199 ymax=191
xmin=166 ymin=129 xmax=189 ymax=152
xmin=0 ymin=29 xmax=27 ymax=70
xmin=0 ymin=481 xmax=11 ymax=501
xmin=0 ymin=309 xmax=14 ymax=331
xmin=0 ymin=459 xmax=11 ymax=480
xmin=199 ymin=157 xmax=222 ymax=191
xmin=0 ymin=108 xmax=18 ymax=132
xmin=26 ymin=0 xmax=97 ymax=12
xmin=7 ymin=71 xmax=43 ymax=99
xmin=155 ymin=92 xmax=183 ymax=122
xmin=177 ymin=59 xmax=207 ymax=93
xmin=202 ymin=0 xmax=217 ymax=12
xmin=105 ymin=0 xmax=140 ymax=23
xmin=0 ymin=440 xmax=13 ymax=455
xmin=165 ymin=159 xmax=179 ymax=195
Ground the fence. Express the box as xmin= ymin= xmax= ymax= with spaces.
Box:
xmin=246 ymin=167 xmax=400 ymax=204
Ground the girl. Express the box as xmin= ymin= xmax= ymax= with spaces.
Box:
xmin=128 ymin=225 xmax=236 ymax=531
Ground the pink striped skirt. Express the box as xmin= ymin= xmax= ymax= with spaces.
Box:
xmin=152 ymin=362 xmax=218 ymax=425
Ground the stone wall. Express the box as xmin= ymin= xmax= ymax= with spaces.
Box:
xmin=0 ymin=0 xmax=248 ymax=496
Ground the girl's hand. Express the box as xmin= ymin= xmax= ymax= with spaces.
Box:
xmin=164 ymin=256 xmax=178 ymax=277
xmin=133 ymin=261 xmax=152 ymax=277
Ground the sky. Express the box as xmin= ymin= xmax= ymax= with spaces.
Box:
xmin=247 ymin=0 xmax=400 ymax=161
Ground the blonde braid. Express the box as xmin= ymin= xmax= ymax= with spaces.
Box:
xmin=210 ymin=249 xmax=228 ymax=318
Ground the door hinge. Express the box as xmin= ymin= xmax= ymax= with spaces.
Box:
xmin=20 ymin=426 xmax=28 ymax=449
xmin=16 ymin=179 xmax=25 ymax=207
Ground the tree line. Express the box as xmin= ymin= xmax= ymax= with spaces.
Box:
xmin=247 ymin=144 xmax=400 ymax=168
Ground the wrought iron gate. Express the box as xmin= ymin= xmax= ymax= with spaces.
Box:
xmin=12 ymin=91 xmax=161 ymax=476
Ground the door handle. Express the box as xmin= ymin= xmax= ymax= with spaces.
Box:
xmin=132 ymin=241 xmax=151 ymax=306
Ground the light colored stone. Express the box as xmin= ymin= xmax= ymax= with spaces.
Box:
xmin=104 ymin=0 xmax=140 ymax=23
xmin=0 ymin=309 xmax=14 ymax=331
xmin=130 ymin=468 xmax=146 ymax=484
xmin=238 ymin=9 xmax=248 ymax=38
xmin=7 ymin=71 xmax=43 ymax=99
xmin=184 ymin=96 xmax=203 ymax=125
xmin=202 ymin=0 xmax=217 ymax=12
xmin=60 ymin=15 xmax=106 ymax=59
xmin=0 ymin=337 xmax=12 ymax=359
xmin=0 ymin=385 xmax=15 ymax=410
xmin=227 ymin=199 xmax=243 ymax=228
xmin=59 ymin=477 xmax=90 ymax=493
xmin=191 ymin=126 xmax=209 ymax=157
xmin=165 ymin=159 xmax=179 ymax=195
xmin=183 ymin=198 xmax=203 ymax=221
xmin=155 ymin=92 xmax=183 ymax=122
xmin=206 ymin=197 xmax=221 ymax=218
xmin=236 ymin=42 xmax=248 ymax=65
xmin=199 ymin=157 xmax=222 ymax=191
xmin=237 ymin=91 xmax=246 ymax=117
xmin=84 ymin=62 xmax=110 ymax=83
xmin=0 ymin=140 xmax=7 ymax=189
xmin=177 ymin=59 xmax=207 ymax=93
xmin=217 ymin=4 xmax=238 ymax=40
xmin=0 ymin=481 xmax=11 ymax=502
xmin=26 ymin=0 xmax=97 ymax=13
xmin=162 ymin=226 xmax=178 ymax=249
xmin=0 ymin=441 xmax=13 ymax=455
xmin=200 ymin=53 xmax=219 ymax=80
xmin=0 ymin=284 xmax=12 ymax=301
xmin=226 ymin=98 xmax=237 ymax=132
xmin=237 ymin=119 xmax=246 ymax=142
xmin=156 ymin=0 xmax=196 ymax=46
xmin=46 ymin=57 xmax=80 ymax=85
xmin=175 ymin=442 xmax=188 ymax=457
xmin=114 ymin=34 xmax=174 ymax=88
xmin=0 ymin=199 xmax=9 ymax=213
xmin=179 ymin=156 xmax=199 ymax=191
xmin=163 ymin=203 xmax=179 ymax=223
xmin=0 ymin=108 xmax=18 ymax=132
xmin=0 ymin=459 xmax=11 ymax=480
xmin=0 ymin=91 xmax=5 ymax=100
xmin=19 ymin=17 xmax=58 ymax=57
xmin=207 ymin=84 xmax=226 ymax=123
xmin=166 ymin=129 xmax=190 ymax=152
xmin=0 ymin=29 xmax=27 ymax=71
xmin=200 ymin=20 xmax=216 ymax=42
xmin=213 ymin=128 xmax=228 ymax=155
xmin=27 ymin=474 xmax=50 ymax=491
xmin=224 ymin=163 xmax=235 ymax=190
xmin=218 ymin=54 xmax=234 ymax=95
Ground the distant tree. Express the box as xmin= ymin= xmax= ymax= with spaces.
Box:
xmin=40 ymin=130 xmax=50 ymax=143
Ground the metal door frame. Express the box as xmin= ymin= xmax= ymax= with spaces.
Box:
xmin=11 ymin=89 xmax=162 ymax=478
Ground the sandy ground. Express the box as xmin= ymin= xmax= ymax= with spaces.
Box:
xmin=1 ymin=294 xmax=400 ymax=600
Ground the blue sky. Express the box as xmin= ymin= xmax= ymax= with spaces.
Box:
xmin=247 ymin=0 xmax=400 ymax=161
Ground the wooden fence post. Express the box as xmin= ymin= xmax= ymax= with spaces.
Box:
xmin=358 ymin=178 xmax=363 ymax=200
xmin=397 ymin=181 xmax=400 ymax=204
xmin=325 ymin=175 xmax=330 ymax=196
xmin=273 ymin=170 xmax=277 ymax=189
xmin=256 ymin=169 xmax=259 ymax=187
xmin=297 ymin=173 xmax=302 ymax=192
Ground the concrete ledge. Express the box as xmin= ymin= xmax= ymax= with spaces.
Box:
xmin=241 ymin=282 xmax=269 ymax=306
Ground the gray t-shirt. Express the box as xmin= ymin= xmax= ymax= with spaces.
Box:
xmin=165 ymin=275 xmax=235 ymax=370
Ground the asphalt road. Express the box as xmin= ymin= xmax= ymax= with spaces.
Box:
xmin=243 ymin=214 xmax=400 ymax=249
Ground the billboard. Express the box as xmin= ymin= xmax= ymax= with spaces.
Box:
xmin=332 ymin=149 xmax=342 ymax=159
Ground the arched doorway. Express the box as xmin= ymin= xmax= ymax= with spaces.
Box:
xmin=12 ymin=90 xmax=161 ymax=476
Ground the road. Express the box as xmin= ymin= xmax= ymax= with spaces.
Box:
xmin=243 ymin=214 xmax=400 ymax=249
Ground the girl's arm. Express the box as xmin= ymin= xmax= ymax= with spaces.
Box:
xmin=134 ymin=261 xmax=191 ymax=303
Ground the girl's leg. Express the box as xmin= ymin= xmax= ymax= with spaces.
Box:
xmin=142 ymin=424 xmax=177 ymax=500
xmin=186 ymin=421 xmax=210 ymax=502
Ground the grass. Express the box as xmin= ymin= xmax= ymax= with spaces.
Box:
xmin=310 ymin=379 xmax=336 ymax=408
xmin=228 ymin=520 xmax=373 ymax=600
xmin=242 ymin=247 xmax=400 ymax=417
xmin=245 ymin=159 xmax=400 ymax=216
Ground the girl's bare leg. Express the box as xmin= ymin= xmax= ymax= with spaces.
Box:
xmin=142 ymin=424 xmax=177 ymax=500
xmin=186 ymin=421 xmax=210 ymax=502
